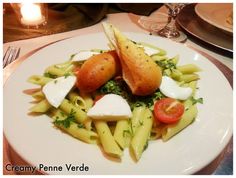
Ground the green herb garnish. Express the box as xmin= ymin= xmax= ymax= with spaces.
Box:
xmin=123 ymin=129 xmax=132 ymax=137
xmin=77 ymin=123 xmax=85 ymax=129
xmin=44 ymin=72 xmax=57 ymax=78
xmin=139 ymin=120 xmax=144 ymax=126
xmin=100 ymin=80 xmax=123 ymax=95
xmin=54 ymin=109 xmax=76 ymax=128
xmin=190 ymin=97 xmax=203 ymax=105
xmin=143 ymin=141 xmax=149 ymax=151
xmin=155 ymin=59 xmax=176 ymax=71
xmin=70 ymin=53 xmax=77 ymax=60
xmin=64 ymin=72 xmax=71 ymax=78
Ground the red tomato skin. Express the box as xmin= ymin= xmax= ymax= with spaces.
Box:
xmin=93 ymin=95 xmax=105 ymax=105
xmin=154 ymin=98 xmax=184 ymax=124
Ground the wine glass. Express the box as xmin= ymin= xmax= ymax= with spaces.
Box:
xmin=158 ymin=3 xmax=187 ymax=42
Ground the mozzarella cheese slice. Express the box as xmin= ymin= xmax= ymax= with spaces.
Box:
xmin=137 ymin=44 xmax=159 ymax=56
xmin=87 ymin=94 xmax=132 ymax=120
xmin=71 ymin=51 xmax=99 ymax=62
xmin=42 ymin=76 xmax=76 ymax=108
xmin=160 ymin=76 xmax=193 ymax=100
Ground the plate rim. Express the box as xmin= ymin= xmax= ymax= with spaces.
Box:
xmin=195 ymin=3 xmax=233 ymax=33
xmin=176 ymin=4 xmax=233 ymax=53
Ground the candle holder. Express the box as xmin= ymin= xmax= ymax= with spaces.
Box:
xmin=11 ymin=3 xmax=48 ymax=28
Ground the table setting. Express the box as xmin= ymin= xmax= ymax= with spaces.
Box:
xmin=3 ymin=3 xmax=233 ymax=175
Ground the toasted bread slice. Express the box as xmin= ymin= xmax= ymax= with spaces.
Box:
xmin=103 ymin=22 xmax=162 ymax=96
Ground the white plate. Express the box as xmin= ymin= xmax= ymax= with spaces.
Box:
xmin=195 ymin=3 xmax=233 ymax=33
xmin=4 ymin=33 xmax=233 ymax=175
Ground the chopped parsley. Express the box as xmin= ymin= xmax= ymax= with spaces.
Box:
xmin=139 ymin=120 xmax=144 ymax=126
xmin=54 ymin=109 xmax=76 ymax=128
xmin=123 ymin=129 xmax=132 ymax=137
xmin=143 ymin=141 xmax=149 ymax=151
xmin=131 ymin=90 xmax=164 ymax=110
xmin=44 ymin=72 xmax=57 ymax=78
xmin=190 ymin=97 xmax=203 ymax=105
xmin=77 ymin=123 xmax=85 ymax=129
xmin=69 ymin=53 xmax=77 ymax=60
xmin=64 ymin=72 xmax=72 ymax=78
xmin=155 ymin=59 xmax=176 ymax=71
xmin=100 ymin=80 xmax=123 ymax=95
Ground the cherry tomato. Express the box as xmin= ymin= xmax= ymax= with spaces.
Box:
xmin=154 ymin=98 xmax=184 ymax=124
xmin=93 ymin=94 xmax=105 ymax=105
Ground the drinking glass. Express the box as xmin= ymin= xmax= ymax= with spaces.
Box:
xmin=158 ymin=3 xmax=187 ymax=42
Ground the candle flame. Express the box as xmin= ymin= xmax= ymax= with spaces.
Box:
xmin=20 ymin=3 xmax=42 ymax=22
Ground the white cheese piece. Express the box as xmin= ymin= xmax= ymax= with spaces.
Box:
xmin=87 ymin=94 xmax=132 ymax=120
xmin=71 ymin=51 xmax=99 ymax=62
xmin=160 ymin=76 xmax=192 ymax=100
xmin=42 ymin=76 xmax=76 ymax=108
xmin=137 ymin=44 xmax=159 ymax=56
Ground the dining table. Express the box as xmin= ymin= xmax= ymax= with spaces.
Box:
xmin=3 ymin=4 xmax=233 ymax=175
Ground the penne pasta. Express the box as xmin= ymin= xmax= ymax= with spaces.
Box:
xmin=27 ymin=75 xmax=53 ymax=86
xmin=80 ymin=92 xmax=94 ymax=111
xmin=177 ymin=64 xmax=201 ymax=74
xmin=29 ymin=99 xmax=52 ymax=113
xmin=31 ymin=90 xmax=45 ymax=100
xmin=131 ymin=106 xmax=146 ymax=134
xmin=170 ymin=69 xmax=183 ymax=80
xmin=58 ymin=123 xmax=98 ymax=144
xmin=59 ymin=99 xmax=87 ymax=124
xmin=51 ymin=109 xmax=98 ymax=144
xmin=45 ymin=61 xmax=74 ymax=77
xmin=178 ymin=74 xmax=199 ymax=83
xmin=68 ymin=92 xmax=87 ymax=110
xmin=130 ymin=108 xmax=153 ymax=161
xmin=161 ymin=104 xmax=198 ymax=142
xmin=94 ymin=121 xmax=123 ymax=158
xmin=188 ymin=81 xmax=197 ymax=97
xmin=113 ymin=120 xmax=131 ymax=149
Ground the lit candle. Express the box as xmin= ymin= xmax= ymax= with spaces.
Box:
xmin=20 ymin=3 xmax=45 ymax=26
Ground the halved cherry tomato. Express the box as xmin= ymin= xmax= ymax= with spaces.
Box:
xmin=93 ymin=94 xmax=105 ymax=105
xmin=154 ymin=98 xmax=184 ymax=124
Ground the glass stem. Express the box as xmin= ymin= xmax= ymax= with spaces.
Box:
xmin=166 ymin=7 xmax=179 ymax=35
xmin=158 ymin=6 xmax=180 ymax=38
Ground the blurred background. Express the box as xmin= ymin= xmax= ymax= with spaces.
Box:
xmin=3 ymin=3 xmax=163 ymax=43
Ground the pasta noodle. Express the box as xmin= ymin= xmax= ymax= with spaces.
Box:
xmin=45 ymin=61 xmax=74 ymax=77
xmin=94 ymin=121 xmax=123 ymax=158
xmin=31 ymin=90 xmax=45 ymax=100
xmin=161 ymin=104 xmax=197 ymax=141
xmin=113 ymin=120 xmax=131 ymax=149
xmin=178 ymin=74 xmax=199 ymax=83
xmin=29 ymin=99 xmax=52 ymax=113
xmin=130 ymin=108 xmax=153 ymax=161
xmin=130 ymin=106 xmax=146 ymax=134
xmin=27 ymin=75 xmax=52 ymax=86
xmin=68 ymin=92 xmax=87 ymax=110
xmin=59 ymin=99 xmax=87 ymax=124
xmin=51 ymin=109 xmax=98 ymax=144
xmin=177 ymin=64 xmax=201 ymax=74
